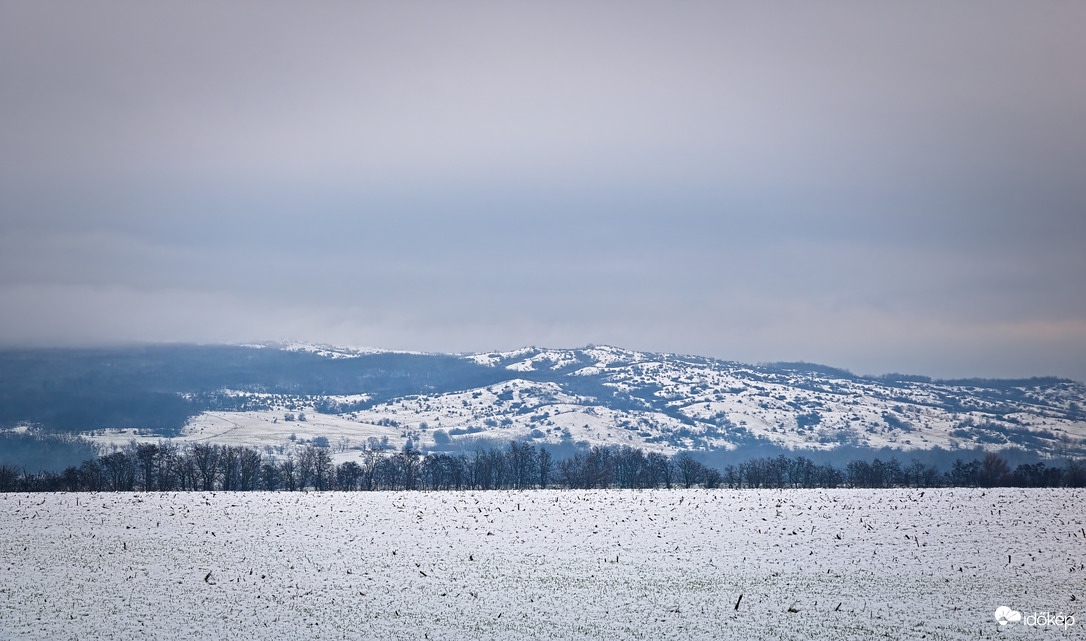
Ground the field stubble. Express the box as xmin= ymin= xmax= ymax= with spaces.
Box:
xmin=1 ymin=488 xmax=1082 ymax=640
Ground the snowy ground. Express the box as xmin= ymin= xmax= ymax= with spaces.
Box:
xmin=84 ymin=378 xmax=688 ymax=460
xmin=1 ymin=489 xmax=1082 ymax=640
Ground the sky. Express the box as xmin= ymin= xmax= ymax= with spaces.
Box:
xmin=2 ymin=1 xmax=1085 ymax=381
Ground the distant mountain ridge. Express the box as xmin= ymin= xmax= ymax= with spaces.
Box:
xmin=444 ymin=345 xmax=1085 ymax=456
xmin=1 ymin=343 xmax=1084 ymax=459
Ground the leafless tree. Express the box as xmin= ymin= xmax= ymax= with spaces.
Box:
xmin=675 ymin=452 xmax=703 ymax=488
xmin=336 ymin=461 xmax=362 ymax=490
xmin=538 ymin=448 xmax=553 ymax=489
xmin=311 ymin=446 xmax=333 ymax=490
xmin=238 ymin=447 xmax=262 ymax=491
xmin=219 ymin=446 xmax=241 ymax=491
xmin=191 ymin=443 xmax=219 ymax=491
xmin=279 ymin=456 xmax=298 ymax=491
xmin=135 ymin=443 xmax=158 ymax=491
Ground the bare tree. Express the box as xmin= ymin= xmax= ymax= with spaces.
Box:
xmin=508 ymin=441 xmax=538 ymax=489
xmin=260 ymin=462 xmax=281 ymax=490
xmin=395 ymin=449 xmax=422 ymax=491
xmin=175 ymin=450 xmax=198 ymax=491
xmin=615 ymin=446 xmax=646 ymax=488
xmin=191 ymin=443 xmax=219 ymax=491
xmin=675 ymin=452 xmax=703 ymax=488
xmin=295 ymin=446 xmax=317 ymax=489
xmin=157 ymin=442 xmax=181 ymax=491
xmin=279 ymin=457 xmax=298 ymax=491
xmin=1066 ymin=459 xmax=1086 ymax=487
xmin=238 ymin=448 xmax=262 ymax=491
xmin=557 ymin=455 xmax=580 ymax=489
xmin=101 ymin=451 xmax=136 ymax=491
xmin=648 ymin=452 xmax=672 ymax=489
xmin=538 ymin=448 xmax=552 ymax=489
xmin=219 ymin=446 xmax=241 ymax=491
xmin=336 ymin=461 xmax=362 ymax=490
xmin=359 ymin=449 xmax=382 ymax=491
xmin=134 ymin=443 xmax=159 ymax=491
xmin=978 ymin=453 xmax=1010 ymax=487
xmin=78 ymin=459 xmax=104 ymax=491
xmin=0 ymin=464 xmax=20 ymax=492
xmin=311 ymin=446 xmax=333 ymax=490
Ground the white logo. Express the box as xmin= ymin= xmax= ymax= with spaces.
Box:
xmin=994 ymin=606 xmax=1075 ymax=630
xmin=995 ymin=606 xmax=1022 ymax=626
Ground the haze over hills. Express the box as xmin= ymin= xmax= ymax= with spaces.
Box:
xmin=2 ymin=343 xmax=1084 ymax=467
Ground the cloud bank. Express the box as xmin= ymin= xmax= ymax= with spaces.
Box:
xmin=2 ymin=2 xmax=1085 ymax=380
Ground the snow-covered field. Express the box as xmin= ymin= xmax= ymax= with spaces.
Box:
xmin=2 ymin=489 xmax=1082 ymax=640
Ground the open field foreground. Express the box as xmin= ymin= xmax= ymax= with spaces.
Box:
xmin=1 ymin=489 xmax=1083 ymax=640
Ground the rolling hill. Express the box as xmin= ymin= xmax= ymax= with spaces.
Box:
xmin=4 ymin=343 xmax=1082 ymax=462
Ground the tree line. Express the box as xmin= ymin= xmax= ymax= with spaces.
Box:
xmin=1 ymin=441 xmax=1084 ymax=493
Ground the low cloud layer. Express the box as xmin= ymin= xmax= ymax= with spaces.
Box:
xmin=2 ymin=2 xmax=1085 ymax=380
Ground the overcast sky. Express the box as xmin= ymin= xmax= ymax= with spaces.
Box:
xmin=2 ymin=1 xmax=1085 ymax=381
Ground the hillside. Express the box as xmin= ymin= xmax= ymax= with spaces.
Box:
xmin=4 ymin=343 xmax=1080 ymax=460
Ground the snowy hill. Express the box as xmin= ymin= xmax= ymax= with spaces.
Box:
xmin=62 ymin=344 xmax=1086 ymax=459
xmin=361 ymin=346 xmax=1086 ymax=456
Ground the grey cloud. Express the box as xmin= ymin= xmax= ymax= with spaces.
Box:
xmin=1 ymin=2 xmax=1085 ymax=381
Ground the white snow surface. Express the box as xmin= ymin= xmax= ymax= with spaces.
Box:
xmin=2 ymin=488 xmax=1082 ymax=640
xmin=81 ymin=345 xmax=1086 ymax=456
xmin=468 ymin=345 xmax=643 ymax=371
xmin=458 ymin=347 xmax=1086 ymax=454
xmin=277 ymin=342 xmax=412 ymax=359
xmin=86 ymin=378 xmax=694 ymax=457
